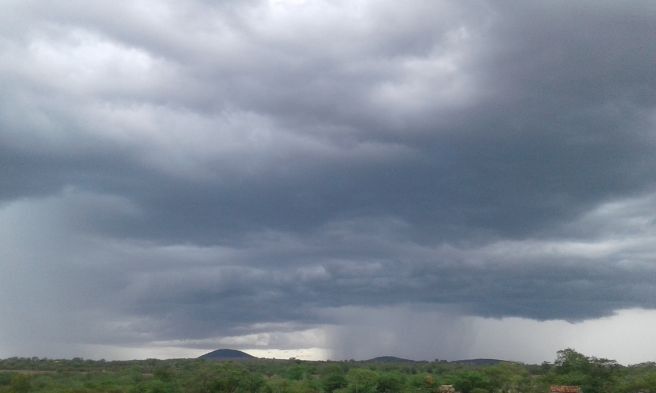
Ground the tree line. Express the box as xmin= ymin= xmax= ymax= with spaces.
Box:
xmin=1 ymin=349 xmax=655 ymax=393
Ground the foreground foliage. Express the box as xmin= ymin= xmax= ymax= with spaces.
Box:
xmin=0 ymin=349 xmax=654 ymax=393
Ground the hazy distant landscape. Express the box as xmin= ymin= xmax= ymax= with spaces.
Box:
xmin=0 ymin=348 xmax=652 ymax=393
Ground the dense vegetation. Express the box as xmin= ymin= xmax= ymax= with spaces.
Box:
xmin=0 ymin=349 xmax=654 ymax=393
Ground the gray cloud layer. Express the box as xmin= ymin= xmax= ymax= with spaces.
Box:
xmin=2 ymin=0 xmax=656 ymax=360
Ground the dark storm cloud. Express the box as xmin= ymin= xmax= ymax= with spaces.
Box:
xmin=2 ymin=0 xmax=656 ymax=358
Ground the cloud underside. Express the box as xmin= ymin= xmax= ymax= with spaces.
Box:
xmin=1 ymin=0 xmax=656 ymax=360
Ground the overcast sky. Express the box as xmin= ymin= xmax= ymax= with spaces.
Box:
xmin=2 ymin=0 xmax=656 ymax=364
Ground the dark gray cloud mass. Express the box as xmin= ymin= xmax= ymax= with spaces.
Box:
xmin=1 ymin=0 xmax=656 ymax=361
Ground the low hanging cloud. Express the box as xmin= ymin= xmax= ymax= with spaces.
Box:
xmin=1 ymin=0 xmax=656 ymax=362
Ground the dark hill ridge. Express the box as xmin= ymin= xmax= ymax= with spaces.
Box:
xmin=197 ymin=349 xmax=508 ymax=364
xmin=366 ymin=356 xmax=416 ymax=363
xmin=451 ymin=358 xmax=506 ymax=366
xmin=363 ymin=356 xmax=508 ymax=365
xmin=199 ymin=349 xmax=255 ymax=360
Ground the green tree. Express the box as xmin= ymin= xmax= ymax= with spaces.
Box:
xmin=453 ymin=371 xmax=490 ymax=393
xmin=9 ymin=374 xmax=31 ymax=393
xmin=376 ymin=372 xmax=404 ymax=393
xmin=346 ymin=368 xmax=378 ymax=393
xmin=321 ymin=370 xmax=347 ymax=393
xmin=550 ymin=348 xmax=622 ymax=393
xmin=555 ymin=349 xmax=591 ymax=374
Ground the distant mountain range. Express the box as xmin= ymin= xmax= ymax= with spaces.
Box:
xmin=364 ymin=356 xmax=507 ymax=365
xmin=198 ymin=349 xmax=508 ymax=365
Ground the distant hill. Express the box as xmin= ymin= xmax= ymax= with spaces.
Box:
xmin=196 ymin=349 xmax=507 ymax=364
xmin=451 ymin=358 xmax=506 ymax=366
xmin=366 ymin=356 xmax=416 ymax=363
xmin=364 ymin=356 xmax=507 ymax=365
xmin=198 ymin=349 xmax=255 ymax=361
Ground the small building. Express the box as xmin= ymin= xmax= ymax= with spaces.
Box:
xmin=439 ymin=385 xmax=457 ymax=393
xmin=550 ymin=386 xmax=582 ymax=393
